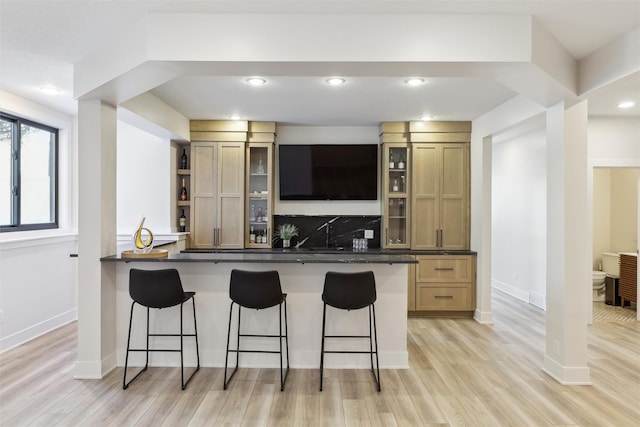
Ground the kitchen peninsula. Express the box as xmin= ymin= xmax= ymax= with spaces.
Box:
xmin=102 ymin=250 xmax=417 ymax=370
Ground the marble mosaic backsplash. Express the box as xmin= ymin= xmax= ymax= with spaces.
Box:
xmin=273 ymin=215 xmax=381 ymax=249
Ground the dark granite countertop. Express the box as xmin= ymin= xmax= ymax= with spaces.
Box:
xmin=183 ymin=247 xmax=477 ymax=256
xmin=100 ymin=250 xmax=417 ymax=264
xmin=101 ymin=246 xmax=478 ymax=264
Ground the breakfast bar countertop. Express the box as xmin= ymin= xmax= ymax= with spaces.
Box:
xmin=101 ymin=250 xmax=418 ymax=264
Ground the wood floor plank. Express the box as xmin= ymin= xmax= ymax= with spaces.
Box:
xmin=1 ymin=291 xmax=638 ymax=426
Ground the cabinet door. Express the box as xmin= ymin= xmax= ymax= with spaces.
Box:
xmin=190 ymin=143 xmax=217 ymax=248
xmin=217 ymin=142 xmax=245 ymax=248
xmin=411 ymin=144 xmax=438 ymax=249
xmin=411 ymin=142 xmax=469 ymax=250
xmin=246 ymin=143 xmax=273 ymax=248
xmin=382 ymin=143 xmax=410 ymax=248
xmin=439 ymin=144 xmax=469 ymax=250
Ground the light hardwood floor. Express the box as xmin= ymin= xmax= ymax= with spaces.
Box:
xmin=1 ymin=290 xmax=639 ymax=426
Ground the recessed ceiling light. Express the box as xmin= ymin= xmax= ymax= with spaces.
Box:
xmin=420 ymin=115 xmax=435 ymax=121
xmin=405 ymin=78 xmax=425 ymax=86
xmin=229 ymin=115 xmax=243 ymax=120
xmin=39 ymin=86 xmax=61 ymax=95
xmin=246 ymin=77 xmax=266 ymax=86
xmin=325 ymin=77 xmax=346 ymax=86
xmin=618 ymin=101 xmax=636 ymax=109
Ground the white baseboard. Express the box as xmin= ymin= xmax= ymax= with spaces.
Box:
xmin=474 ymin=309 xmax=494 ymax=324
xmin=492 ymin=279 xmax=529 ymax=302
xmin=492 ymin=280 xmax=546 ymax=310
xmin=529 ymin=291 xmax=547 ymax=310
xmin=543 ymin=354 xmax=591 ymax=385
xmin=0 ymin=309 xmax=77 ymax=353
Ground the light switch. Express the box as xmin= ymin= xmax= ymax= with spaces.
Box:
xmin=364 ymin=229 xmax=374 ymax=239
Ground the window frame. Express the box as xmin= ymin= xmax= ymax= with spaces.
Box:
xmin=1 ymin=112 xmax=59 ymax=232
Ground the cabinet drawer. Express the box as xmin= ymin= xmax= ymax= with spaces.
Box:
xmin=415 ymin=284 xmax=473 ymax=310
xmin=416 ymin=255 xmax=473 ymax=282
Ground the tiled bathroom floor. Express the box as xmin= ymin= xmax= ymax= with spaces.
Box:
xmin=593 ymin=301 xmax=637 ymax=322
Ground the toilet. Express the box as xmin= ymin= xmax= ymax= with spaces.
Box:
xmin=592 ymin=270 xmax=607 ymax=301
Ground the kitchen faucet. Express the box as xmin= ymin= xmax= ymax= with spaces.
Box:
xmin=317 ymin=217 xmax=339 ymax=248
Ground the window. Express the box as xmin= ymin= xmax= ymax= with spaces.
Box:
xmin=1 ymin=112 xmax=58 ymax=232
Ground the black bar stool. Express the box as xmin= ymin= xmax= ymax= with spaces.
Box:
xmin=319 ymin=270 xmax=380 ymax=392
xmin=123 ymin=268 xmax=200 ymax=390
xmin=224 ymin=269 xmax=290 ymax=391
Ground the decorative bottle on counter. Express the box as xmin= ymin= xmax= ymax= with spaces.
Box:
xmin=180 ymin=178 xmax=188 ymax=201
xmin=179 ymin=209 xmax=186 ymax=232
xmin=180 ymin=148 xmax=188 ymax=169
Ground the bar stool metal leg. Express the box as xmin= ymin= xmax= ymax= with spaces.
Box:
xmin=370 ymin=304 xmax=381 ymax=391
xmin=278 ymin=298 xmax=290 ymax=391
xmin=319 ymin=270 xmax=380 ymax=392
xmin=224 ymin=269 xmax=289 ymax=391
xmin=123 ymin=302 xmax=149 ymax=390
xmin=123 ymin=268 xmax=199 ymax=391
xmin=223 ymin=301 xmax=239 ymax=390
xmin=179 ymin=298 xmax=200 ymax=390
xmin=319 ymin=303 xmax=327 ymax=391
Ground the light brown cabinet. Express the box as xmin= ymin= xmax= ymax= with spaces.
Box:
xmin=189 ymin=141 xmax=245 ymax=249
xmin=411 ymin=142 xmax=469 ymax=250
xmin=382 ymin=142 xmax=411 ymax=248
xmin=245 ymin=142 xmax=274 ymax=248
xmin=409 ymin=254 xmax=476 ymax=316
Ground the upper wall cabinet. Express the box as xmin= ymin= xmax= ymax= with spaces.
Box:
xmin=411 ymin=142 xmax=469 ymax=250
xmin=380 ymin=122 xmax=411 ymax=249
xmin=410 ymin=121 xmax=470 ymax=251
xmin=189 ymin=121 xmax=247 ymax=249
xmin=245 ymin=122 xmax=276 ymax=248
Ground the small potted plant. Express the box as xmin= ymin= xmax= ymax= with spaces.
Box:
xmin=275 ymin=224 xmax=299 ymax=248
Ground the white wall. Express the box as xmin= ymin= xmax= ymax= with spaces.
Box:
xmin=490 ymin=115 xmax=640 ymax=309
xmin=610 ymin=168 xmax=640 ymax=252
xmin=491 ymin=127 xmax=547 ymax=307
xmin=592 ymin=168 xmax=612 ymax=268
xmin=116 ymin=120 xmax=171 ymax=235
xmin=588 ymin=116 xmax=640 ymax=270
xmin=593 ymin=168 xmax=640 ymax=267
xmin=0 ymin=90 xmax=78 ymax=352
xmin=588 ymin=117 xmax=640 ymax=162
xmin=0 ymin=237 xmax=78 ymax=351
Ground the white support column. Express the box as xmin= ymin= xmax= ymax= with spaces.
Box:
xmin=473 ymin=135 xmax=494 ymax=323
xmin=75 ymin=100 xmax=118 ymax=379
xmin=543 ymin=100 xmax=591 ymax=384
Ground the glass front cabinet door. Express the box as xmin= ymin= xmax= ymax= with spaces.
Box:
xmin=382 ymin=143 xmax=410 ymax=249
xmin=246 ymin=143 xmax=274 ymax=248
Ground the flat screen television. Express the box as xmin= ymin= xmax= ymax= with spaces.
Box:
xmin=279 ymin=144 xmax=378 ymax=200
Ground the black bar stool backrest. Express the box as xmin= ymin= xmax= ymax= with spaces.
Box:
xmin=129 ymin=268 xmax=188 ymax=309
xmin=322 ymin=271 xmax=377 ymax=310
xmin=229 ymin=269 xmax=284 ymax=309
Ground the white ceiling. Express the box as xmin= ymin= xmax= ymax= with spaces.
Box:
xmin=1 ymin=1 xmax=639 ymax=124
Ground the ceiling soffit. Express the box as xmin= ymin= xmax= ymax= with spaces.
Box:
xmin=75 ymin=13 xmax=577 ymax=112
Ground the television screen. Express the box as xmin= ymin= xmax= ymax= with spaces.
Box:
xmin=279 ymin=144 xmax=378 ymax=200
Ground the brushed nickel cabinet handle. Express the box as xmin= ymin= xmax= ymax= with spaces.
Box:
xmin=435 ymin=267 xmax=454 ymax=271
xmin=434 ymin=295 xmax=454 ymax=299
